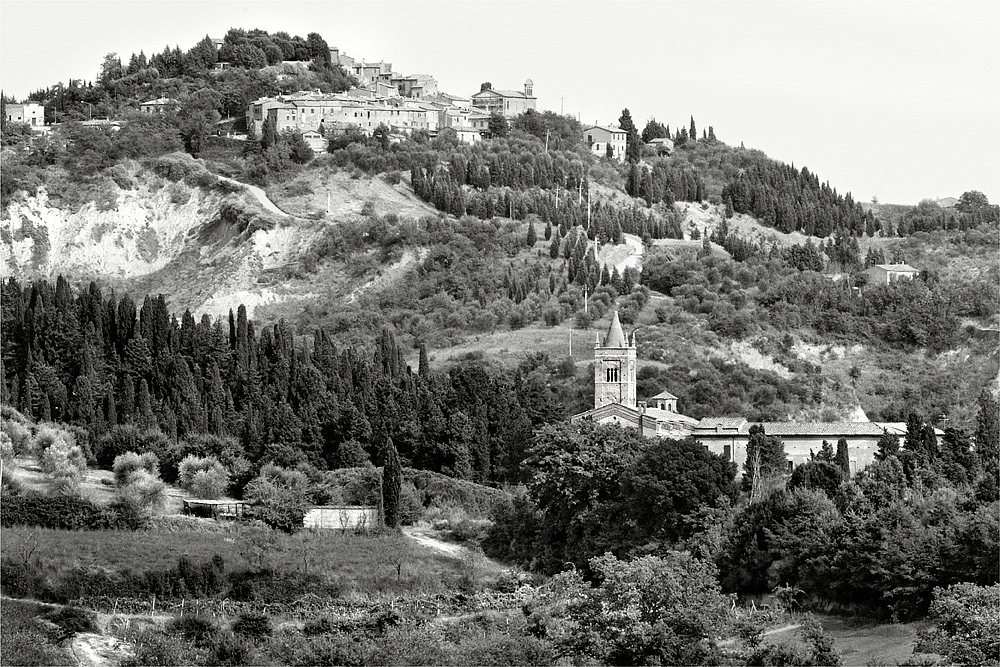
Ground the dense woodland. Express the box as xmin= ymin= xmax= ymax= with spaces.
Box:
xmin=0 ymin=277 xmax=572 ymax=486
xmin=485 ymin=402 xmax=1000 ymax=621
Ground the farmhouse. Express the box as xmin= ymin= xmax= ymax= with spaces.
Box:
xmin=864 ymin=263 xmax=920 ymax=285
xmin=582 ymin=125 xmax=627 ymax=161
xmin=573 ymin=313 xmax=897 ymax=477
xmin=647 ymin=136 xmax=674 ymax=155
xmin=139 ymin=97 xmax=180 ymax=114
xmin=5 ymin=102 xmax=44 ymax=127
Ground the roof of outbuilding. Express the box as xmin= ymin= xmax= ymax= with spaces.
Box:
xmin=873 ymin=264 xmax=919 ymax=272
xmin=695 ymin=417 xmax=748 ymax=430
xmin=650 ymin=390 xmax=677 ymax=400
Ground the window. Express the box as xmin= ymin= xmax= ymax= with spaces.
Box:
xmin=723 ymin=444 xmax=732 ymax=461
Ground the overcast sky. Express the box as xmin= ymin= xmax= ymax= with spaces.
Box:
xmin=2 ymin=1 xmax=997 ymax=205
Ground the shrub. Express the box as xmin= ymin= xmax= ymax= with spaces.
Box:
xmin=243 ymin=464 xmax=310 ymax=533
xmin=208 ymin=632 xmax=257 ymax=666
xmin=232 ymin=612 xmax=272 ymax=639
xmin=0 ymin=492 xmax=145 ymax=530
xmin=96 ymin=425 xmax=169 ymax=470
xmin=1 ymin=431 xmax=14 ymax=465
xmin=178 ymin=455 xmax=229 ymax=499
xmin=167 ymin=615 xmax=218 ymax=647
xmin=37 ymin=428 xmax=86 ymax=491
xmin=42 ymin=606 xmax=97 ymax=641
xmin=121 ymin=630 xmax=194 ymax=667
xmin=1 ymin=417 xmax=32 ymax=454
xmin=113 ymin=451 xmax=159 ymax=486
xmin=113 ymin=451 xmax=165 ymax=511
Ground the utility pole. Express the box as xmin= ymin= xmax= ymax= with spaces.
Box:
xmin=545 ymin=128 xmax=549 ymax=152
xmin=569 ymin=328 xmax=572 ymax=357
xmin=584 ymin=283 xmax=588 ymax=315
xmin=560 ymin=95 xmax=564 ymax=115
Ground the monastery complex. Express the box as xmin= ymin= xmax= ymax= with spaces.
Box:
xmin=572 ymin=312 xmax=910 ymax=476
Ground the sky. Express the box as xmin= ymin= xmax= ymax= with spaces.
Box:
xmin=2 ymin=0 xmax=998 ymax=205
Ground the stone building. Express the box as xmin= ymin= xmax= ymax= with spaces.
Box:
xmin=572 ymin=312 xmax=902 ymax=478
xmin=471 ymin=80 xmax=536 ymax=117
xmin=582 ymin=125 xmax=627 ymax=161
xmin=571 ymin=312 xmax=698 ymax=439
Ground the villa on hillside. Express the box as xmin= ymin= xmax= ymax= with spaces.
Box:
xmin=582 ymin=125 xmax=627 ymax=161
xmin=572 ymin=312 xmax=902 ymax=477
xmin=5 ymin=102 xmax=44 ymax=127
xmin=471 ymin=81 xmax=536 ymax=117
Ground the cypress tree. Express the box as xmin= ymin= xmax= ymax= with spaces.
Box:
xmin=835 ymin=438 xmax=850 ymax=478
xmin=382 ymin=438 xmax=402 ymax=530
xmin=690 ymin=116 xmax=697 ymax=142
xmin=418 ymin=343 xmax=430 ymax=379
xmin=544 ymin=220 xmax=552 ymax=241
xmin=526 ymin=220 xmax=537 ymax=247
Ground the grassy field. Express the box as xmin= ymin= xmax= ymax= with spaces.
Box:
xmin=2 ymin=525 xmax=500 ymax=599
xmin=765 ymin=613 xmax=939 ymax=666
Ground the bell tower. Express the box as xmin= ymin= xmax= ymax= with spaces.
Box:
xmin=593 ymin=311 xmax=636 ymax=409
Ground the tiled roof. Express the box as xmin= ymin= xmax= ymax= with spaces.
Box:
xmin=582 ymin=125 xmax=625 ymax=135
xmin=695 ymin=417 xmax=747 ymax=430
xmin=650 ymin=390 xmax=677 ymax=399
xmin=644 ymin=407 xmax=698 ymax=425
xmin=743 ymin=421 xmax=886 ymax=436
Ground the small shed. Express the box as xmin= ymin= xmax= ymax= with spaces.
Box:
xmin=303 ymin=505 xmax=380 ymax=531
xmin=182 ymin=499 xmax=249 ymax=520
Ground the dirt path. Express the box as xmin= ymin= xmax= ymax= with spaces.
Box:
xmin=719 ymin=622 xmax=802 ymax=647
xmin=216 ymin=175 xmax=290 ymax=218
xmin=403 ymin=527 xmax=464 ymax=558
xmin=597 ymin=233 xmax=643 ymax=275
xmin=70 ymin=633 xmax=132 ymax=667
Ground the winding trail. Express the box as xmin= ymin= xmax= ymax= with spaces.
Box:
xmin=403 ymin=527 xmax=464 ymax=558
xmin=215 ymin=175 xmax=290 ymax=218
xmin=597 ymin=233 xmax=644 ymax=275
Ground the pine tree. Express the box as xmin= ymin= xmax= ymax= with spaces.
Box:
xmin=382 ymin=438 xmax=403 ymax=529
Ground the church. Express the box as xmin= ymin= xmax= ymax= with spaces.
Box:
xmin=572 ymin=312 xmax=897 ymax=476
xmin=570 ymin=311 xmax=698 ymax=440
